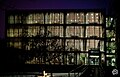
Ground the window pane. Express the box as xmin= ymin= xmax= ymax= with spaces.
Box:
xmin=106 ymin=17 xmax=114 ymax=27
xmin=86 ymin=26 xmax=103 ymax=37
xmin=47 ymin=26 xmax=63 ymax=37
xmin=15 ymin=15 xmax=22 ymax=24
xmin=66 ymin=26 xmax=83 ymax=37
xmin=106 ymin=30 xmax=115 ymax=38
xmin=86 ymin=40 xmax=99 ymax=51
xmin=80 ymin=53 xmax=88 ymax=65
xmin=14 ymin=42 xmax=22 ymax=49
xmin=27 ymin=26 xmax=44 ymax=37
xmin=45 ymin=13 xmax=64 ymax=24
xmin=7 ymin=28 xmax=14 ymax=37
xmin=106 ymin=55 xmax=116 ymax=66
xmin=66 ymin=13 xmax=84 ymax=24
xmin=14 ymin=29 xmax=19 ymax=37
xmin=8 ymin=15 xmax=14 ymax=24
xmin=26 ymin=13 xmax=44 ymax=24
xmin=18 ymin=28 xmax=22 ymax=37
xmin=99 ymin=41 xmax=104 ymax=52
xmin=65 ymin=39 xmax=82 ymax=51
xmin=86 ymin=26 xmax=94 ymax=37
xmin=46 ymin=39 xmax=64 ymax=51
xmin=106 ymin=42 xmax=116 ymax=53
xmin=86 ymin=12 xmax=103 ymax=24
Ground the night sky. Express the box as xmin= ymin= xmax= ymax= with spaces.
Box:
xmin=0 ymin=0 xmax=115 ymax=39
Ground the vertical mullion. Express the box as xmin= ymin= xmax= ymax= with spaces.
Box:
xmin=94 ymin=26 xmax=95 ymax=48
xmin=83 ymin=13 xmax=86 ymax=52
xmin=63 ymin=12 xmax=66 ymax=65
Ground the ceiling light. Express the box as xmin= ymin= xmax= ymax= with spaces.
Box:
xmin=96 ymin=13 xmax=98 ymax=15
xmin=67 ymin=14 xmax=69 ymax=16
xmin=111 ymin=18 xmax=113 ymax=21
xmin=91 ymin=13 xmax=93 ymax=16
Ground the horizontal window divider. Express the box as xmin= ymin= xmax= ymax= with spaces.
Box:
xmin=32 ymin=51 xmax=89 ymax=53
xmin=7 ymin=24 xmax=105 ymax=26
xmin=106 ymin=27 xmax=115 ymax=30
xmin=6 ymin=37 xmax=65 ymax=39
xmin=64 ymin=37 xmax=105 ymax=40
xmin=106 ymin=53 xmax=116 ymax=55
xmin=6 ymin=37 xmax=105 ymax=40
xmin=7 ymin=24 xmax=65 ymax=26
xmin=65 ymin=24 xmax=104 ymax=26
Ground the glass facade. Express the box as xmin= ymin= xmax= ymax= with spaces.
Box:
xmin=6 ymin=10 xmax=116 ymax=66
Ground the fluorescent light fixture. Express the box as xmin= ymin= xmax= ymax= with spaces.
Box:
xmin=90 ymin=56 xmax=99 ymax=58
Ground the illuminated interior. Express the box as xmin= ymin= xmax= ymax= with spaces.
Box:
xmin=6 ymin=11 xmax=116 ymax=66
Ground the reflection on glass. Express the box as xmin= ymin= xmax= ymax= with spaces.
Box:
xmin=89 ymin=56 xmax=99 ymax=65
xmin=7 ymin=11 xmax=106 ymax=65
xmin=47 ymin=26 xmax=63 ymax=37
xmin=80 ymin=53 xmax=88 ymax=65
xmin=65 ymin=39 xmax=82 ymax=51
xmin=86 ymin=40 xmax=99 ymax=51
xmin=106 ymin=42 xmax=116 ymax=53
xmin=106 ymin=30 xmax=115 ymax=38
xmin=46 ymin=39 xmax=64 ymax=51
xmin=106 ymin=55 xmax=116 ymax=66
xmin=45 ymin=13 xmax=64 ymax=24
xmin=26 ymin=13 xmax=44 ymax=24
xmin=106 ymin=17 xmax=114 ymax=27
xmin=66 ymin=26 xmax=83 ymax=37
xmin=25 ymin=52 xmax=88 ymax=65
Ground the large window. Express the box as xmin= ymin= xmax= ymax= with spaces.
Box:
xmin=6 ymin=10 xmax=107 ymax=65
